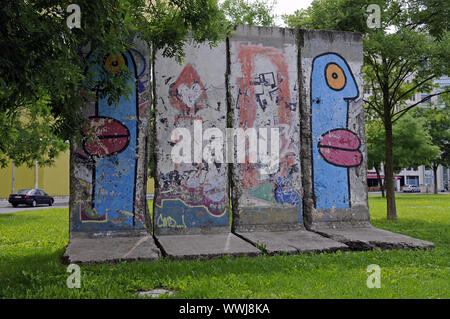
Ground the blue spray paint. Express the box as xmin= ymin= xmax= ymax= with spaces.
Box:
xmin=311 ymin=53 xmax=359 ymax=209
xmin=89 ymin=52 xmax=138 ymax=225
xmin=275 ymin=176 xmax=301 ymax=206
xmin=155 ymin=199 xmax=229 ymax=230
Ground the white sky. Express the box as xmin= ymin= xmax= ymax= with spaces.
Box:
xmin=273 ymin=0 xmax=313 ymax=26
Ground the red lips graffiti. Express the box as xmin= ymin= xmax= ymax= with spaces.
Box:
xmin=318 ymin=129 xmax=362 ymax=167
xmin=83 ymin=117 xmax=130 ymax=157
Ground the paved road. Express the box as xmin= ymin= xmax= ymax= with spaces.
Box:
xmin=368 ymin=191 xmax=449 ymax=195
xmin=0 ymin=199 xmax=69 ymax=214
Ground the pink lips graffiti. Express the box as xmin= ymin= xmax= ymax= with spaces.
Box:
xmin=83 ymin=117 xmax=130 ymax=157
xmin=318 ymin=129 xmax=362 ymax=167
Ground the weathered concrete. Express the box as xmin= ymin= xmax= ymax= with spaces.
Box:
xmin=66 ymin=36 xmax=158 ymax=263
xmin=66 ymin=26 xmax=433 ymax=263
xmin=225 ymin=26 xmax=349 ymax=254
xmin=313 ymin=226 xmax=435 ymax=250
xmin=235 ymin=230 xmax=348 ymax=255
xmin=153 ymin=36 xmax=260 ymax=258
xmin=155 ymin=233 xmax=261 ymax=259
xmin=298 ymin=29 xmax=432 ymax=250
xmin=229 ymin=25 xmax=303 ymax=233
xmin=69 ymin=36 xmax=152 ymax=236
xmin=298 ymin=29 xmax=369 ymax=229
xmin=153 ymin=36 xmax=230 ymax=236
xmin=63 ymin=234 xmax=161 ymax=264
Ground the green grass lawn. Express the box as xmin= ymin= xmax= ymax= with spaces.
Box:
xmin=0 ymin=194 xmax=448 ymax=298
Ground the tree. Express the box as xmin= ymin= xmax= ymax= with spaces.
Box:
xmin=282 ymin=0 xmax=372 ymax=32
xmin=284 ymin=0 xmax=449 ymax=220
xmin=0 ymin=0 xmax=227 ymax=168
xmin=391 ymin=114 xmax=440 ymax=170
xmin=366 ymin=114 xmax=440 ymax=196
xmin=0 ymin=93 xmax=68 ymax=168
xmin=404 ymin=0 xmax=450 ymax=41
xmin=366 ymin=118 xmax=386 ymax=196
xmin=363 ymin=30 xmax=448 ymax=220
xmin=220 ymin=0 xmax=278 ymax=27
xmin=412 ymin=98 xmax=450 ymax=193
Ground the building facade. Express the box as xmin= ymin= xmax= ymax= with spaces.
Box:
xmin=0 ymin=150 xmax=155 ymax=198
xmin=368 ymin=163 xmax=449 ymax=192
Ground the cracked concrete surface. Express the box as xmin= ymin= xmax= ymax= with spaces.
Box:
xmin=312 ymin=226 xmax=435 ymax=251
xmin=235 ymin=230 xmax=349 ymax=255
xmin=63 ymin=235 xmax=161 ymax=264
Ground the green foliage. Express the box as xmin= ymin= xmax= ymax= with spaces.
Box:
xmin=0 ymin=92 xmax=69 ymax=168
xmin=283 ymin=0 xmax=449 ymax=218
xmin=405 ymin=0 xmax=450 ymax=40
xmin=283 ymin=0 xmax=380 ymax=32
xmin=282 ymin=0 xmax=450 ymax=115
xmin=1 ymin=195 xmax=449 ymax=298
xmin=283 ymin=0 xmax=449 ymax=38
xmin=283 ymin=1 xmax=450 ymax=117
xmin=0 ymin=0 xmax=227 ymax=167
xmin=221 ymin=0 xmax=278 ymax=27
xmin=364 ymin=29 xmax=449 ymax=123
xmin=391 ymin=114 xmax=440 ymax=170
xmin=365 ymin=118 xmax=385 ymax=170
xmin=412 ymin=102 xmax=450 ymax=168
xmin=366 ymin=114 xmax=440 ymax=172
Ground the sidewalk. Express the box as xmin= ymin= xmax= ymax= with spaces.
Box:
xmin=368 ymin=191 xmax=450 ymax=195
xmin=0 ymin=198 xmax=69 ymax=214
xmin=0 ymin=194 xmax=155 ymax=213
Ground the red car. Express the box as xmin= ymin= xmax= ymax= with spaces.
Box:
xmin=8 ymin=189 xmax=54 ymax=207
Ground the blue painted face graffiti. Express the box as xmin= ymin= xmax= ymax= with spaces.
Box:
xmin=311 ymin=53 xmax=362 ymax=209
xmin=77 ymin=51 xmax=141 ymax=228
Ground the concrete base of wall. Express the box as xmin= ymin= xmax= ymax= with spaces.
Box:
xmin=63 ymin=235 xmax=161 ymax=264
xmin=312 ymin=226 xmax=435 ymax=251
xmin=235 ymin=230 xmax=349 ymax=255
xmin=154 ymin=233 xmax=261 ymax=260
xmin=154 ymin=226 xmax=231 ymax=236
xmin=62 ymin=226 xmax=434 ymax=263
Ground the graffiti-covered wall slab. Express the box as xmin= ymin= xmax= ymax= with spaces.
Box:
xmin=153 ymin=37 xmax=230 ymax=235
xmin=299 ymin=30 xmax=369 ymax=229
xmin=229 ymin=25 xmax=303 ymax=232
xmin=69 ymin=37 xmax=152 ymax=235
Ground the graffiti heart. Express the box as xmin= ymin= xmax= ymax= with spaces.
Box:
xmin=169 ymin=63 xmax=206 ymax=116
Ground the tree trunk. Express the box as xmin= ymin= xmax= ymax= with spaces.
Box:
xmin=433 ymin=163 xmax=438 ymax=194
xmin=384 ymin=117 xmax=397 ymax=220
xmin=35 ymin=160 xmax=38 ymax=189
xmin=375 ymin=165 xmax=385 ymax=197
xmin=11 ymin=160 xmax=15 ymax=194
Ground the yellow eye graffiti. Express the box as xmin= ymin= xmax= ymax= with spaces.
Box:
xmin=104 ymin=54 xmax=126 ymax=74
xmin=325 ymin=63 xmax=346 ymax=90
